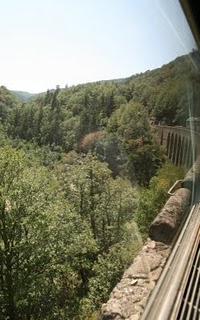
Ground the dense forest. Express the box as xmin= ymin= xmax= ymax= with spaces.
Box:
xmin=0 ymin=50 xmax=199 ymax=319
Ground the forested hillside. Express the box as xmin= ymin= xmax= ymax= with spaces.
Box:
xmin=0 ymin=51 xmax=198 ymax=319
xmin=11 ymin=90 xmax=37 ymax=102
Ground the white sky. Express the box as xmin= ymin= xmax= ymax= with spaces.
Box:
xmin=0 ymin=0 xmax=196 ymax=93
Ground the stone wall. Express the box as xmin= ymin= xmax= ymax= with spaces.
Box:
xmin=149 ymin=188 xmax=191 ymax=244
xmin=99 ymin=187 xmax=192 ymax=320
xmin=100 ymin=240 xmax=171 ymax=320
xmin=99 ymin=152 xmax=200 ymax=320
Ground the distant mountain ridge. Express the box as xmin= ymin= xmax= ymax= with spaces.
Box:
xmin=11 ymin=90 xmax=37 ymax=102
xmin=9 ymin=51 xmax=200 ymax=103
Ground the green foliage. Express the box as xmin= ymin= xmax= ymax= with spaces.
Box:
xmin=135 ymin=162 xmax=185 ymax=235
xmin=56 ymin=153 xmax=137 ymax=250
xmin=3 ymin=50 xmax=200 ymax=155
xmin=108 ymin=101 xmax=166 ymax=186
xmin=152 ymin=84 xmax=179 ymax=124
xmin=108 ymin=101 xmax=151 ymax=141
xmin=0 ymin=51 xmax=198 ymax=319
xmin=128 ymin=142 xmax=166 ymax=186
xmin=0 ymin=147 xmax=94 ymax=319
xmin=92 ymin=132 xmax=130 ymax=178
xmin=79 ymin=221 xmax=142 ymax=318
xmin=11 ymin=90 xmax=36 ymax=102
xmin=10 ymin=139 xmax=61 ymax=168
xmin=0 ymin=124 xmax=11 ymax=147
xmin=0 ymin=86 xmax=19 ymax=124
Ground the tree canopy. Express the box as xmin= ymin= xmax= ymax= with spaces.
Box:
xmin=0 ymin=50 xmax=198 ymax=318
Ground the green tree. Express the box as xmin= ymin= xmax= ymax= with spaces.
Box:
xmin=108 ymin=101 xmax=165 ymax=186
xmin=135 ymin=162 xmax=185 ymax=235
xmin=0 ymin=147 xmax=93 ymax=319
xmin=108 ymin=101 xmax=151 ymax=142
xmin=93 ymin=133 xmax=127 ymax=177
xmin=79 ymin=221 xmax=143 ymax=318
xmin=60 ymin=153 xmax=137 ymax=251
xmin=152 ymin=85 xmax=179 ymax=124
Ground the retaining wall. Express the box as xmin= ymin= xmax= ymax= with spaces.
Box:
xmin=100 ymin=155 xmax=200 ymax=320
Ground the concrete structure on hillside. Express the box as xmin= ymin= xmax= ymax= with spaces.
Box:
xmin=155 ymin=125 xmax=200 ymax=168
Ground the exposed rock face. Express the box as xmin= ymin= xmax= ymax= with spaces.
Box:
xmin=100 ymin=239 xmax=171 ymax=320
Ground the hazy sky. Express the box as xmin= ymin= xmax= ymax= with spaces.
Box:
xmin=0 ymin=0 xmax=196 ymax=93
